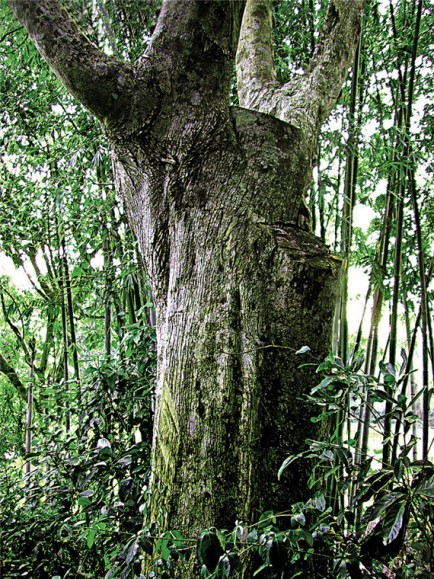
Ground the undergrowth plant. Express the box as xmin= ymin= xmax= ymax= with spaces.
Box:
xmin=0 ymin=324 xmax=156 ymax=578
xmin=139 ymin=351 xmax=433 ymax=578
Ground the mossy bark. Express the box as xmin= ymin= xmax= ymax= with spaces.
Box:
xmin=113 ymin=106 xmax=339 ymax=576
xmin=8 ymin=1 xmax=364 ymax=576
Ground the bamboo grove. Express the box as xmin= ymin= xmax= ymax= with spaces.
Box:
xmin=1 ymin=0 xmax=433 ymax=576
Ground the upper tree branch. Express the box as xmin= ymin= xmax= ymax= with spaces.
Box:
xmin=9 ymin=0 xmax=247 ymax=130
xmin=8 ymin=0 xmax=135 ymax=124
xmin=236 ymin=0 xmax=278 ymax=109
xmin=140 ymin=0 xmax=246 ymax=100
xmin=299 ymin=0 xmax=364 ymax=126
xmin=237 ymin=0 xmax=364 ymax=138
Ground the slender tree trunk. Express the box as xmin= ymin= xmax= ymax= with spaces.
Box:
xmin=25 ymin=350 xmax=35 ymax=482
xmin=313 ymin=146 xmax=327 ymax=241
xmin=385 ymin=179 xmax=404 ymax=466
xmin=405 ymin=0 xmax=428 ymax=458
xmin=103 ymin=234 xmax=113 ymax=358
xmin=400 ymin=293 xmax=418 ymax=461
xmin=61 ymin=234 xmax=81 ymax=399
xmin=386 ymin=0 xmax=423 ymax=464
xmin=56 ymin=222 xmax=71 ymax=432
xmin=339 ymin=33 xmax=361 ymax=364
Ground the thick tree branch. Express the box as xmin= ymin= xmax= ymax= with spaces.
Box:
xmin=8 ymin=0 xmax=247 ymax=132
xmin=7 ymin=0 xmax=135 ymax=123
xmin=141 ymin=0 xmax=246 ymax=100
xmin=237 ymin=0 xmax=364 ymax=139
xmin=298 ymin=0 xmax=364 ymax=126
xmin=236 ymin=0 xmax=278 ymax=108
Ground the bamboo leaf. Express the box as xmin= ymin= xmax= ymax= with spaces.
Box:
xmin=253 ymin=562 xmax=270 ymax=576
xmin=278 ymin=455 xmax=300 ymax=480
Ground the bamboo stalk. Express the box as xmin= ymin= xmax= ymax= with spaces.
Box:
xmin=25 ymin=344 xmax=35 ymax=483
xmin=389 ymin=0 xmax=425 ymax=462
xmin=56 ymin=216 xmax=71 ymax=432
xmin=103 ymin=234 xmax=113 ymax=358
xmin=340 ymin=29 xmax=362 ymax=363
xmin=61 ymin=234 xmax=81 ymax=394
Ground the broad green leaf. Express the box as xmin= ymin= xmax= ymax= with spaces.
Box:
xmin=87 ymin=527 xmax=97 ymax=549
xmin=416 ymin=476 xmax=434 ymax=498
xmin=310 ymin=376 xmax=334 ymax=395
xmin=383 ymin=501 xmax=406 ymax=545
xmin=314 ymin=493 xmax=326 ymax=512
xmin=78 ymin=497 xmax=91 ymax=507
xmin=197 ymin=530 xmax=223 ymax=572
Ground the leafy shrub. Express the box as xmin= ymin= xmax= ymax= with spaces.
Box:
xmin=141 ymin=352 xmax=433 ymax=578
xmin=0 ymin=327 xmax=156 ymax=578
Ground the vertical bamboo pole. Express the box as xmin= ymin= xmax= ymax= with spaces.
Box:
xmin=103 ymin=234 xmax=113 ymax=358
xmin=25 ymin=344 xmax=35 ymax=483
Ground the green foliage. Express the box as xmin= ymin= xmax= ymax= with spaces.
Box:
xmin=0 ymin=327 xmax=156 ymax=578
xmin=63 ymin=0 xmax=160 ymax=61
xmin=146 ymin=354 xmax=433 ymax=578
xmin=1 ymin=4 xmax=158 ymax=577
xmin=273 ymin=0 xmax=328 ymax=81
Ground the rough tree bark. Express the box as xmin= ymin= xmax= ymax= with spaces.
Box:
xmin=8 ymin=0 xmax=364 ymax=576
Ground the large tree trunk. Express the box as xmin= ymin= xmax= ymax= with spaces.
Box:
xmin=8 ymin=0 xmax=363 ymax=575
xmin=113 ymin=105 xmax=339 ymax=573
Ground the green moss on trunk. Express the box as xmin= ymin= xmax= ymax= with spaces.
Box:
xmin=121 ymin=109 xmax=341 ymax=577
